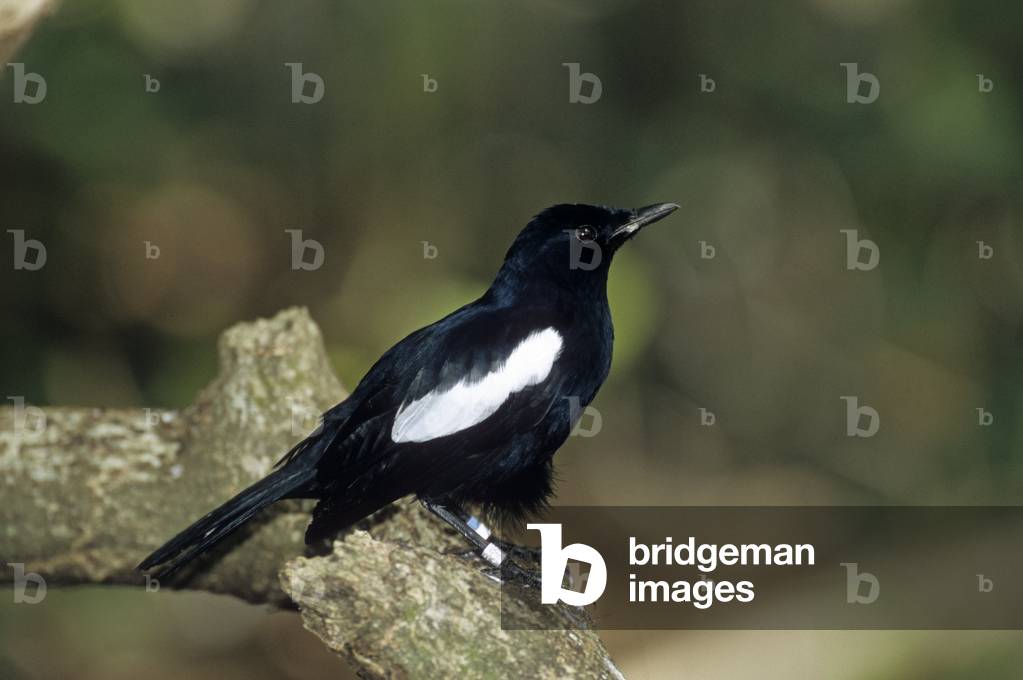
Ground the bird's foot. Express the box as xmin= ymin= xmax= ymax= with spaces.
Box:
xmin=451 ymin=545 xmax=542 ymax=589
xmin=489 ymin=538 xmax=542 ymax=568
xmin=480 ymin=559 xmax=543 ymax=590
xmin=452 ymin=547 xmax=479 ymax=561
xmin=449 ymin=537 xmax=541 ymax=569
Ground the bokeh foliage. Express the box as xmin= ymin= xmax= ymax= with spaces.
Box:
xmin=2 ymin=1 xmax=1022 ymax=678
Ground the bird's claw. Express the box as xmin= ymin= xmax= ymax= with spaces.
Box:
xmin=481 ymin=560 xmax=544 ymax=589
xmin=490 ymin=539 xmax=542 ymax=567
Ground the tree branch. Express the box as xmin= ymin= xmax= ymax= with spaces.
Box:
xmin=0 ymin=0 xmax=57 ymax=64
xmin=1 ymin=308 xmax=624 ymax=679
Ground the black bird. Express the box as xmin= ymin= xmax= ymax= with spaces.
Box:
xmin=138 ymin=202 xmax=679 ymax=577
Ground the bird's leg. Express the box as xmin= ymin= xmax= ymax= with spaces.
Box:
xmin=486 ymin=535 xmax=543 ymax=567
xmin=420 ymin=499 xmax=542 ymax=588
xmin=458 ymin=515 xmax=536 ymax=562
xmin=420 ymin=499 xmax=505 ymax=567
xmin=446 ymin=512 xmax=542 ymax=567
xmin=458 ymin=513 xmax=543 ymax=568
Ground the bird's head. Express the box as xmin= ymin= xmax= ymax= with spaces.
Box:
xmin=495 ymin=202 xmax=679 ymax=293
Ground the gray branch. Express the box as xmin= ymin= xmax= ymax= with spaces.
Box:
xmin=1 ymin=308 xmax=623 ymax=679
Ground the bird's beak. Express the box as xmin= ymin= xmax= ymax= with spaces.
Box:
xmin=611 ymin=202 xmax=680 ymax=240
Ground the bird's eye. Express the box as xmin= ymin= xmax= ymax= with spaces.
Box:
xmin=575 ymin=226 xmax=596 ymax=242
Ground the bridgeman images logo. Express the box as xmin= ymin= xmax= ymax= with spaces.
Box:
xmin=528 ymin=523 xmax=608 ymax=606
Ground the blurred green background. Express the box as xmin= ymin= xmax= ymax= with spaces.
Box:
xmin=2 ymin=0 xmax=1022 ymax=678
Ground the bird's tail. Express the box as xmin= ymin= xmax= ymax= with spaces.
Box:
xmin=137 ymin=463 xmax=316 ymax=578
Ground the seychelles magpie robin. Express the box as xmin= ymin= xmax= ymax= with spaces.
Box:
xmin=138 ymin=202 xmax=678 ymax=578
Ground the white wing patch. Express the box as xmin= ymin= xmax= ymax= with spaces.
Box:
xmin=390 ymin=327 xmax=563 ymax=444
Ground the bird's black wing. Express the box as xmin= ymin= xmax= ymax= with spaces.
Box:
xmin=302 ymin=302 xmax=577 ymax=541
